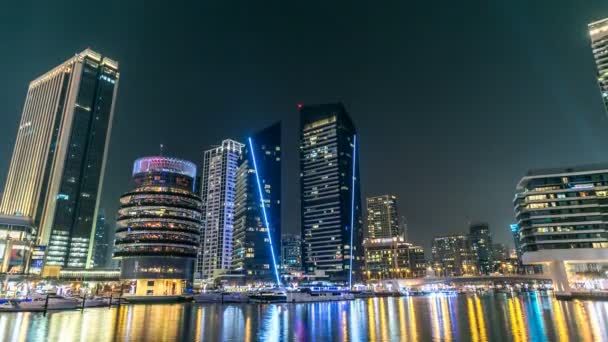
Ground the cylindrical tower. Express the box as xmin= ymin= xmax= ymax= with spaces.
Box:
xmin=114 ymin=156 xmax=202 ymax=296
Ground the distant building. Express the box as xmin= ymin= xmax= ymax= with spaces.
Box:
xmin=362 ymin=237 xmax=425 ymax=279
xmin=114 ymin=157 xmax=202 ymax=295
xmin=514 ymin=165 xmax=608 ymax=294
xmin=589 ymin=18 xmax=608 ymax=114
xmin=92 ymin=210 xmax=109 ymax=268
xmin=469 ymin=222 xmax=493 ymax=275
xmin=431 ymin=234 xmax=475 ymax=276
xmin=366 ymin=195 xmax=403 ymax=239
xmin=197 ymin=140 xmax=245 ymax=282
xmin=231 ymin=123 xmax=281 ymax=284
xmin=300 ymin=103 xmax=362 ymax=285
xmin=0 ymin=49 xmax=119 ymax=270
xmin=281 ymin=235 xmax=302 ymax=273
xmin=0 ymin=215 xmax=36 ymax=273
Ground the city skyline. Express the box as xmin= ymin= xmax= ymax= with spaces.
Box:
xmin=1 ymin=3 xmax=608 ymax=254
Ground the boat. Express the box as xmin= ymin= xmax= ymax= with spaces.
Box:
xmin=248 ymin=290 xmax=287 ymax=303
xmin=15 ymin=295 xmax=80 ymax=311
xmin=193 ymin=292 xmax=249 ymax=303
xmin=285 ymin=288 xmax=354 ymax=303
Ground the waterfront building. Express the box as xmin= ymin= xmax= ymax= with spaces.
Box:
xmin=366 ymin=195 xmax=404 ymax=239
xmin=469 ymin=222 xmax=493 ymax=275
xmin=197 ymin=140 xmax=245 ymax=282
xmin=91 ymin=210 xmax=110 ymax=268
xmin=514 ymin=165 xmax=608 ymax=294
xmin=590 ymin=18 xmax=608 ymax=114
xmin=299 ymin=103 xmax=362 ymax=285
xmin=362 ymin=237 xmax=426 ymax=279
xmin=281 ymin=235 xmax=302 ymax=273
xmin=232 ymin=123 xmax=281 ymax=284
xmin=0 ymin=49 xmax=119 ymax=270
xmin=0 ymin=215 xmax=36 ymax=273
xmin=431 ymin=234 xmax=475 ymax=276
xmin=114 ymin=157 xmax=202 ymax=295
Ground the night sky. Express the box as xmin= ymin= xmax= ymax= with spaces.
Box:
xmin=1 ymin=1 xmax=608 ymax=253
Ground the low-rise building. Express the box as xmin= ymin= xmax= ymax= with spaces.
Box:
xmin=363 ymin=237 xmax=426 ymax=279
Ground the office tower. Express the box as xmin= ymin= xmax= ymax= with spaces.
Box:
xmin=92 ymin=210 xmax=109 ymax=268
xmin=431 ymin=234 xmax=475 ymax=276
xmin=114 ymin=157 xmax=202 ymax=295
xmin=366 ymin=195 xmax=402 ymax=239
xmin=589 ymin=18 xmax=608 ymax=114
xmin=468 ymin=222 xmax=493 ymax=275
xmin=362 ymin=237 xmax=425 ymax=279
xmin=0 ymin=49 xmax=119 ymax=270
xmin=0 ymin=215 xmax=36 ymax=273
xmin=514 ymin=165 xmax=608 ymax=294
xmin=232 ymin=123 xmax=281 ymax=284
xmin=197 ymin=139 xmax=245 ymax=281
xmin=281 ymin=235 xmax=302 ymax=273
xmin=300 ymin=103 xmax=362 ymax=285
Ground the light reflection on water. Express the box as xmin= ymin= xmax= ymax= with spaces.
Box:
xmin=0 ymin=294 xmax=607 ymax=341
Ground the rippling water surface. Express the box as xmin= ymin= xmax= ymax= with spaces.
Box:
xmin=1 ymin=293 xmax=607 ymax=341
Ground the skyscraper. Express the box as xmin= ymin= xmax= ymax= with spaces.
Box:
xmin=232 ymin=122 xmax=281 ymax=284
xmin=469 ymin=222 xmax=493 ymax=275
xmin=197 ymin=139 xmax=245 ymax=281
xmin=300 ymin=103 xmax=362 ymax=285
xmin=366 ymin=195 xmax=402 ymax=239
xmin=92 ymin=210 xmax=109 ymax=268
xmin=589 ymin=18 xmax=608 ymax=114
xmin=114 ymin=157 xmax=202 ymax=295
xmin=0 ymin=49 xmax=119 ymax=269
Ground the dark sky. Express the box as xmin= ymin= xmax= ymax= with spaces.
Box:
xmin=1 ymin=1 xmax=608 ymax=253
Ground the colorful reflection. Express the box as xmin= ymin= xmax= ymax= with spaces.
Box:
xmin=0 ymin=295 xmax=606 ymax=341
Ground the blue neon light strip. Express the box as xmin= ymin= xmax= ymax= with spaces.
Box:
xmin=349 ymin=134 xmax=357 ymax=289
xmin=248 ymin=137 xmax=282 ymax=286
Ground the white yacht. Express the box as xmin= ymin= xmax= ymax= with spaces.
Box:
xmin=16 ymin=295 xmax=80 ymax=311
xmin=285 ymin=288 xmax=354 ymax=303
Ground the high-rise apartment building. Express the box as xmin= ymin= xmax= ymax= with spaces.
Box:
xmin=514 ymin=165 xmax=608 ymax=294
xmin=197 ymin=139 xmax=245 ymax=281
xmin=232 ymin=123 xmax=281 ymax=284
xmin=114 ymin=157 xmax=202 ymax=295
xmin=431 ymin=234 xmax=475 ymax=277
xmin=300 ymin=103 xmax=362 ymax=285
xmin=0 ymin=49 xmax=119 ymax=269
xmin=366 ymin=195 xmax=402 ymax=239
xmin=590 ymin=18 xmax=608 ymax=114
xmin=469 ymin=222 xmax=493 ymax=275
xmin=362 ymin=237 xmax=426 ymax=279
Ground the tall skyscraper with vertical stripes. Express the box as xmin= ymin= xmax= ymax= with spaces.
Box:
xmin=299 ymin=103 xmax=362 ymax=285
xmin=590 ymin=18 xmax=608 ymax=114
xmin=0 ymin=49 xmax=119 ymax=269
xmin=197 ymin=139 xmax=245 ymax=281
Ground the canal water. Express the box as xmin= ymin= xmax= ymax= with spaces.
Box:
xmin=0 ymin=293 xmax=607 ymax=341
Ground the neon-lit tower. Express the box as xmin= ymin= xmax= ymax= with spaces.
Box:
xmin=299 ymin=103 xmax=362 ymax=286
xmin=114 ymin=157 xmax=202 ymax=295
xmin=232 ymin=123 xmax=281 ymax=285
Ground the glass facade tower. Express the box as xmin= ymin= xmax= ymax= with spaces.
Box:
xmin=232 ymin=122 xmax=281 ymax=284
xmin=197 ymin=139 xmax=245 ymax=281
xmin=299 ymin=103 xmax=362 ymax=284
xmin=0 ymin=49 xmax=119 ymax=269
xmin=590 ymin=18 xmax=608 ymax=114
